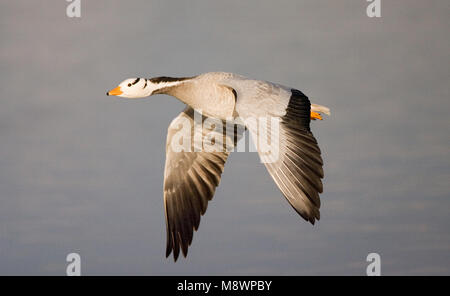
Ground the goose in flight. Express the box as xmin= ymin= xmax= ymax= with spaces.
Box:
xmin=107 ymin=72 xmax=330 ymax=261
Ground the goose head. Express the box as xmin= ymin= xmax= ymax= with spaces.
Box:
xmin=107 ymin=78 xmax=153 ymax=98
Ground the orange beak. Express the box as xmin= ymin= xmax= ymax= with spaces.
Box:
xmin=107 ymin=86 xmax=123 ymax=96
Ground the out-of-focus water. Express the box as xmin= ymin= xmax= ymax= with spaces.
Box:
xmin=0 ymin=0 xmax=449 ymax=275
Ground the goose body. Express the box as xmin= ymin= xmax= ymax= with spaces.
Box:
xmin=107 ymin=72 xmax=330 ymax=260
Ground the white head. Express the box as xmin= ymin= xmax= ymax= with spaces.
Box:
xmin=107 ymin=78 xmax=155 ymax=98
xmin=107 ymin=76 xmax=193 ymax=99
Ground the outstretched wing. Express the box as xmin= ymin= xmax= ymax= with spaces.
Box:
xmin=229 ymin=80 xmax=324 ymax=224
xmin=163 ymin=107 xmax=242 ymax=260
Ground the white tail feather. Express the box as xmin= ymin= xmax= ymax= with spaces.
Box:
xmin=311 ymin=104 xmax=330 ymax=116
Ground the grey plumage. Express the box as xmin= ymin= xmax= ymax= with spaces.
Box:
xmin=230 ymin=85 xmax=323 ymax=224
xmin=266 ymin=90 xmax=323 ymax=223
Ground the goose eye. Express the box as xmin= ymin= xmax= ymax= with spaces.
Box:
xmin=128 ymin=83 xmax=132 ymax=87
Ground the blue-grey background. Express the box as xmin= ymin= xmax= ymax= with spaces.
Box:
xmin=0 ymin=0 xmax=449 ymax=275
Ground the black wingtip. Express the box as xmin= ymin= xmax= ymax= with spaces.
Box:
xmin=166 ymin=248 xmax=179 ymax=262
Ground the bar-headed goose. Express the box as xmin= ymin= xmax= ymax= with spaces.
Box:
xmin=107 ymin=72 xmax=330 ymax=261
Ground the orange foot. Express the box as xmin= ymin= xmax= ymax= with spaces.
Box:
xmin=311 ymin=111 xmax=322 ymax=120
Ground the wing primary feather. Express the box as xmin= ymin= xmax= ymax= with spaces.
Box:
xmin=163 ymin=106 xmax=240 ymax=261
xmin=233 ymin=86 xmax=324 ymax=225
